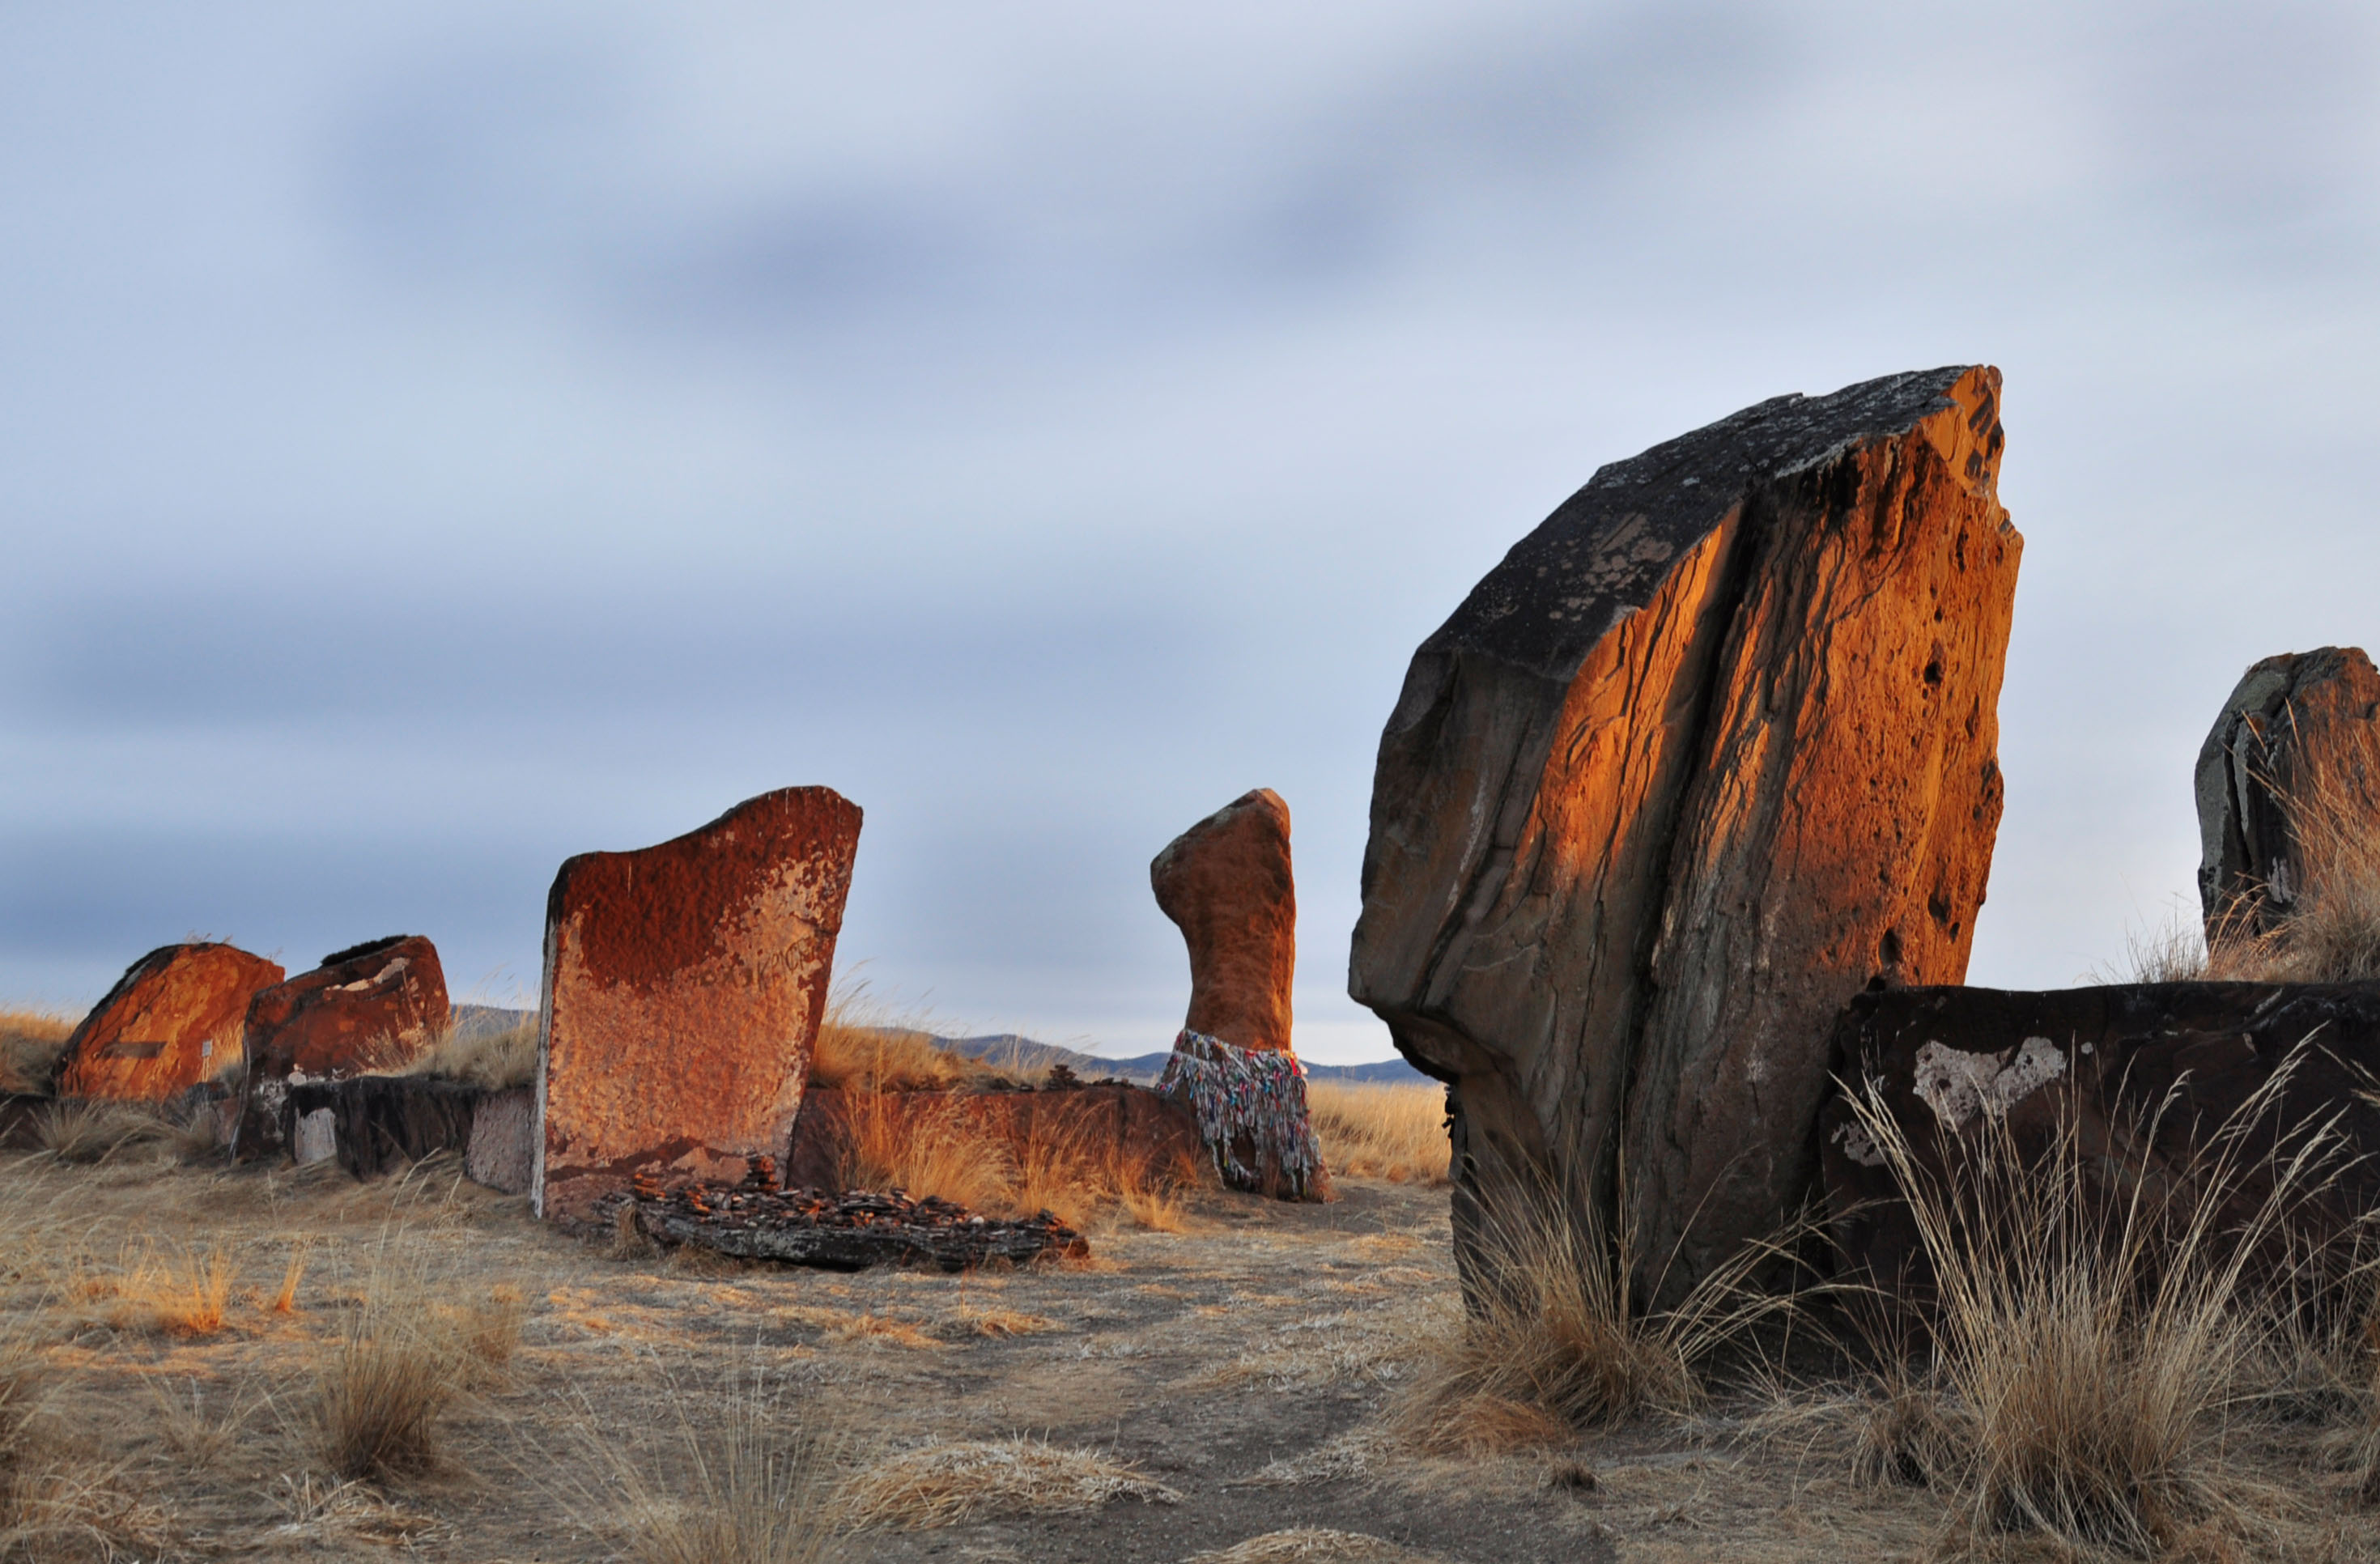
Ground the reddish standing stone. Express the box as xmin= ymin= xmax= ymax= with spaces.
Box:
xmin=1350 ymin=367 xmax=2020 ymax=1305
xmin=57 ymin=943 xmax=285 ymax=1101
xmin=1150 ymin=789 xmax=1295 ymax=1054
xmin=535 ymin=787 xmax=863 ymax=1222
xmin=232 ymin=936 xmax=450 ymax=1161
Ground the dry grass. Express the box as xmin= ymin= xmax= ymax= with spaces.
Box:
xmin=0 ymin=1009 xmax=74 ymax=1096
xmin=1391 ymin=1178 xmax=1796 ymax=1455
xmin=402 ymin=1017 xmax=539 ymax=1090
xmin=835 ymin=1436 xmax=1180 ymax=1528
xmin=312 ymin=1258 xmax=471 ymax=1481
xmin=107 ymin=1245 xmax=231 ymax=1337
xmin=596 ymin=1367 xmax=852 ymax=1564
xmin=1811 ymin=1052 xmax=2350 ymax=1554
xmin=808 ymin=982 xmax=1026 ymax=1094
xmin=1184 ymin=1529 xmax=1444 ymax=1563
xmin=1308 ymin=1082 xmax=1450 ymax=1186
xmin=835 ymin=1088 xmax=1193 ymax=1232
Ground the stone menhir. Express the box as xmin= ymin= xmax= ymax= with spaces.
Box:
xmin=234 ymin=935 xmax=451 ymax=1162
xmin=1349 ymin=366 xmax=2021 ymax=1304
xmin=1821 ymin=982 xmax=2380 ymax=1301
xmin=1150 ymin=788 xmax=1295 ymax=1053
xmin=2195 ymin=646 xmax=2380 ymax=939
xmin=534 ymin=787 xmax=862 ymax=1222
xmin=56 ymin=943 xmax=285 ymax=1101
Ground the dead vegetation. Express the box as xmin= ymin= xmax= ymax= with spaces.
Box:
xmin=593 ymin=1366 xmax=852 ymax=1564
xmin=0 ymin=1010 xmax=73 ymax=1096
xmin=837 ymin=1436 xmax=1182 ymax=1528
xmin=402 ymin=1015 xmax=540 ymax=1090
xmin=1307 ymin=1082 xmax=1450 ymax=1186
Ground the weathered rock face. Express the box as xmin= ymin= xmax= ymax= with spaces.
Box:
xmin=536 ymin=787 xmax=862 ymax=1222
xmin=234 ymin=935 xmax=450 ymax=1162
xmin=246 ymin=935 xmax=451 ymax=1078
xmin=57 ymin=944 xmax=285 ymax=1101
xmin=466 ymin=1088 xmax=535 ymax=1195
xmin=283 ymin=1075 xmax=480 ymax=1180
xmin=1821 ymin=983 xmax=2380 ymax=1298
xmin=1151 ymin=789 xmax=1296 ymax=1053
xmin=1349 ymin=366 xmax=2021 ymax=1303
xmin=2195 ymin=646 xmax=2380 ymax=937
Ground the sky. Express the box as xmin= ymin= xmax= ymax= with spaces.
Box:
xmin=4 ymin=2 xmax=2378 ymax=1063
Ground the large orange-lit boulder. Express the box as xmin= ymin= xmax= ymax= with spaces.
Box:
xmin=535 ymin=787 xmax=862 ymax=1222
xmin=57 ymin=943 xmax=284 ymax=1101
xmin=1349 ymin=366 xmax=2021 ymax=1303
xmin=1150 ymin=788 xmax=1295 ymax=1053
xmin=233 ymin=935 xmax=450 ymax=1162
xmin=2195 ymin=646 xmax=2380 ymax=939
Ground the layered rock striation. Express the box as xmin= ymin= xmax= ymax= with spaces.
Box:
xmin=535 ymin=787 xmax=861 ymax=1222
xmin=1349 ymin=366 xmax=2021 ymax=1301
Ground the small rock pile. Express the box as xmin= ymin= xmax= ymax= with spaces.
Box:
xmin=614 ymin=1159 xmax=1087 ymax=1272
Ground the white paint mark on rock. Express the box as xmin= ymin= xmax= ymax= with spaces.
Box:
xmin=1910 ymin=1035 xmax=2066 ymax=1131
xmin=1830 ymin=1117 xmax=1885 ymax=1167
xmin=293 ymin=1107 xmax=338 ymax=1166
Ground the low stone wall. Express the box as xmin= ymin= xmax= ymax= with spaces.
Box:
xmin=786 ymin=1084 xmax=1203 ymax=1192
xmin=1822 ymin=981 xmax=2380 ymax=1300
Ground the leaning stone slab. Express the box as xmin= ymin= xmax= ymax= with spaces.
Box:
xmin=235 ymin=935 xmax=450 ymax=1162
xmin=1820 ymin=982 xmax=2380 ymax=1302
xmin=2195 ymin=646 xmax=2380 ymax=938
xmin=1349 ymin=367 xmax=2021 ymax=1303
xmin=57 ymin=943 xmax=284 ymax=1101
xmin=535 ymin=787 xmax=862 ymax=1222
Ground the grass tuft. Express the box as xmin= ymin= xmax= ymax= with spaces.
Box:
xmin=836 ymin=1435 xmax=1180 ymax=1529
xmin=1391 ymin=1178 xmax=1794 ymax=1453
xmin=401 ymin=1017 xmax=539 ymax=1090
xmin=312 ymin=1263 xmax=467 ymax=1481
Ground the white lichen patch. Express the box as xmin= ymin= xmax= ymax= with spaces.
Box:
xmin=1910 ymin=1036 xmax=2065 ymax=1131
xmin=1830 ymin=1117 xmax=1885 ymax=1167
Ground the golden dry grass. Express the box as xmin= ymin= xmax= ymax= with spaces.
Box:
xmin=835 ymin=1086 xmax=1195 ymax=1233
xmin=1804 ymin=1052 xmax=2352 ymax=1555
xmin=402 ymin=1016 xmax=539 ymax=1090
xmin=593 ymin=1367 xmax=852 ymax=1564
xmin=1391 ymin=1179 xmax=1800 ymax=1455
xmin=1183 ymin=1529 xmax=1445 ymax=1563
xmin=0 ymin=1009 xmax=74 ymax=1097
xmin=1308 ymin=1082 xmax=1450 ymax=1186
xmin=835 ymin=1436 xmax=1180 ymax=1528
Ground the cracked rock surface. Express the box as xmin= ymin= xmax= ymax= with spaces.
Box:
xmin=1349 ymin=365 xmax=2021 ymax=1302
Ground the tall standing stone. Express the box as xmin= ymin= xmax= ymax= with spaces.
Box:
xmin=1349 ymin=366 xmax=2021 ymax=1303
xmin=2195 ymin=646 xmax=2380 ymax=938
xmin=1151 ymin=788 xmax=1296 ymax=1053
xmin=535 ymin=787 xmax=862 ymax=1222
xmin=57 ymin=943 xmax=285 ymax=1101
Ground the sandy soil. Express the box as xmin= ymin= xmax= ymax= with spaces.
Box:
xmin=2 ymin=1150 xmax=2373 ymax=1563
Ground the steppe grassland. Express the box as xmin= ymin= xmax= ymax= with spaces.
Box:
xmin=0 ymin=1009 xmax=72 ymax=1094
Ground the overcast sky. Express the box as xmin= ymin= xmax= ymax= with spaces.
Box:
xmin=5 ymin=2 xmax=2378 ymax=1061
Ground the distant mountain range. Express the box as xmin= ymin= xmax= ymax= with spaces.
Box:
xmin=933 ymin=1032 xmax=1430 ymax=1086
xmin=447 ymin=1005 xmax=1431 ymax=1086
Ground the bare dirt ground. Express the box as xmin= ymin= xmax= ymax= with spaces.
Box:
xmin=4 ymin=1149 xmax=2374 ymax=1563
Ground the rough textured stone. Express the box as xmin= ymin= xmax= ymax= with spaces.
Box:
xmin=1821 ymin=982 xmax=2380 ymax=1300
xmin=468 ymin=1087 xmax=535 ymax=1195
xmin=2195 ymin=646 xmax=2380 ymax=937
xmin=283 ymin=1075 xmax=482 ymax=1180
xmin=1349 ymin=366 xmax=2021 ymax=1303
xmin=1150 ymin=789 xmax=1296 ymax=1053
xmin=234 ymin=936 xmax=450 ymax=1162
xmin=57 ymin=943 xmax=284 ymax=1101
xmin=784 ymin=1084 xmax=1203 ymax=1192
xmin=536 ymin=787 xmax=862 ymax=1222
